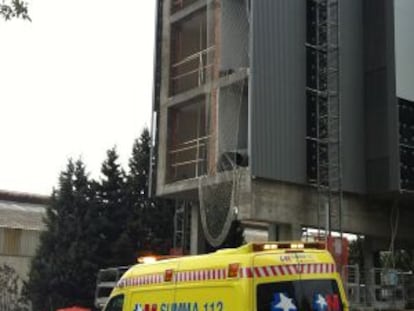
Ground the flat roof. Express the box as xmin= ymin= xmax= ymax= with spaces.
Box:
xmin=0 ymin=191 xmax=48 ymax=230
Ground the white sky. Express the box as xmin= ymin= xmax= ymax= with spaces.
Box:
xmin=0 ymin=0 xmax=155 ymax=195
xmin=395 ymin=0 xmax=414 ymax=101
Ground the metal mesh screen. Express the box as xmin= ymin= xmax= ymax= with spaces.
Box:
xmin=197 ymin=0 xmax=250 ymax=247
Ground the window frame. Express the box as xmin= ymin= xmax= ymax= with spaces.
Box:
xmin=104 ymin=294 xmax=125 ymax=311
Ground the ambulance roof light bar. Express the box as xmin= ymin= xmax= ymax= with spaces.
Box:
xmin=137 ymin=255 xmax=183 ymax=264
xmin=138 ymin=256 xmax=157 ymax=264
xmin=252 ymin=241 xmax=325 ymax=252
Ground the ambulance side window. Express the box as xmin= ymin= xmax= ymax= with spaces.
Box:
xmin=105 ymin=294 xmax=124 ymax=311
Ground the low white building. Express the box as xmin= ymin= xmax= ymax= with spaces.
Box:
xmin=0 ymin=191 xmax=47 ymax=280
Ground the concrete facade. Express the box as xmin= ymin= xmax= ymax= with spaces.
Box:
xmin=152 ymin=0 xmax=414 ymax=255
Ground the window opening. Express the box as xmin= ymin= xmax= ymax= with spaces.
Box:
xmin=170 ymin=9 xmax=215 ymax=95
xmin=167 ymin=97 xmax=209 ymax=182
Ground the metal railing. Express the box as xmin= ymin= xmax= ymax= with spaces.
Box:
xmin=343 ymin=265 xmax=364 ymax=307
xmin=343 ymin=266 xmax=409 ymax=310
xmin=168 ymin=135 xmax=209 ymax=182
xmin=403 ymin=272 xmax=414 ymax=308
xmin=171 ymin=0 xmax=200 ymax=13
xmin=368 ymin=269 xmax=405 ymax=310
xmin=170 ymin=46 xmax=215 ymax=95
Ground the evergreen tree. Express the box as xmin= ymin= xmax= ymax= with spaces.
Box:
xmin=26 ymin=159 xmax=100 ymax=311
xmin=96 ymin=147 xmax=133 ymax=266
xmin=26 ymin=133 xmax=178 ymax=311
xmin=67 ymin=160 xmax=101 ymax=306
xmin=27 ymin=160 xmax=76 ymax=311
xmin=127 ymin=128 xmax=175 ymax=256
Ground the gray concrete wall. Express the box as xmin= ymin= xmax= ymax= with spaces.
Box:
xmin=340 ymin=0 xmax=366 ymax=193
xmin=364 ymin=0 xmax=400 ymax=193
xmin=236 ymin=178 xmax=414 ymax=244
xmin=156 ymin=0 xmax=172 ymax=195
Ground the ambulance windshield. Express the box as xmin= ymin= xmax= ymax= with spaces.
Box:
xmin=257 ymin=279 xmax=343 ymax=311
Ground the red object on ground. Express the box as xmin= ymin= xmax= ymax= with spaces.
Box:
xmin=56 ymin=306 xmax=91 ymax=311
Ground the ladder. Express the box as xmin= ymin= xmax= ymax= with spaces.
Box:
xmin=173 ymin=200 xmax=191 ymax=254
xmin=306 ymin=0 xmax=342 ymax=239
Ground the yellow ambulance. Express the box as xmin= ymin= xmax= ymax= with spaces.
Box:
xmin=104 ymin=242 xmax=348 ymax=311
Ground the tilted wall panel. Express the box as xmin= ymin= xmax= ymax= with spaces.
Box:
xmin=339 ymin=0 xmax=366 ymax=193
xmin=250 ymin=0 xmax=307 ymax=184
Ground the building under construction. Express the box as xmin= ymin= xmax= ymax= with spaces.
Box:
xmin=151 ymin=0 xmax=414 ymax=305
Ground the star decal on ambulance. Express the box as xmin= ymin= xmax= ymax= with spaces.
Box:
xmin=133 ymin=304 xmax=143 ymax=311
xmin=271 ymin=293 xmax=297 ymax=311
xmin=312 ymin=294 xmax=328 ymax=311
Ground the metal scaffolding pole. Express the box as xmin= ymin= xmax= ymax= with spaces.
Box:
xmin=306 ymin=0 xmax=342 ymax=241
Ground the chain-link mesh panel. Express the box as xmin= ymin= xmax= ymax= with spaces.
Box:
xmin=199 ymin=169 xmax=243 ymax=247
xmin=194 ymin=0 xmax=249 ymax=247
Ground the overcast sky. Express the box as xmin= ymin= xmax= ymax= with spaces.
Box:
xmin=395 ymin=0 xmax=414 ymax=101
xmin=0 ymin=0 xmax=155 ymax=195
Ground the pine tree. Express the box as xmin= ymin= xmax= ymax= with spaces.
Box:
xmin=127 ymin=128 xmax=175 ymax=256
xmin=68 ymin=160 xmax=101 ymax=306
xmin=26 ymin=159 xmax=100 ymax=311
xmin=96 ymin=147 xmax=134 ymax=266
xmin=27 ymin=160 xmax=76 ymax=311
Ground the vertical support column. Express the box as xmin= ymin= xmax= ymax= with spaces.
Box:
xmin=268 ymin=223 xmax=277 ymax=241
xmin=363 ymin=236 xmax=375 ymax=306
xmin=157 ymin=0 xmax=173 ymax=191
xmin=208 ymin=0 xmax=221 ymax=175
xmin=190 ymin=202 xmax=201 ymax=255
xmin=276 ymin=223 xmax=303 ymax=241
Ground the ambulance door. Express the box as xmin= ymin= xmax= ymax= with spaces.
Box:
xmin=173 ymin=266 xmax=243 ymax=311
xmin=253 ymin=252 xmax=345 ymax=311
xmin=253 ymin=252 xmax=301 ymax=311
xmin=128 ymin=262 xmax=179 ymax=311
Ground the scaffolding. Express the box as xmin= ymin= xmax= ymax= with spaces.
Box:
xmin=306 ymin=0 xmax=343 ymax=241
xmin=173 ymin=200 xmax=191 ymax=254
xmin=399 ymin=98 xmax=414 ymax=191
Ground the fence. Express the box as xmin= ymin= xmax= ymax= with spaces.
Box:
xmin=343 ymin=266 xmax=409 ymax=310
